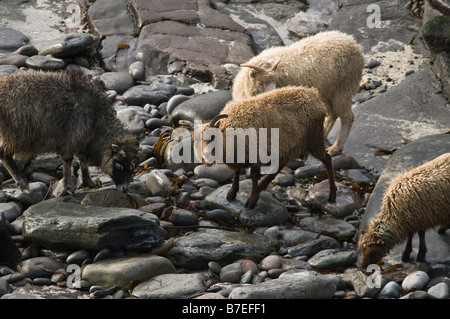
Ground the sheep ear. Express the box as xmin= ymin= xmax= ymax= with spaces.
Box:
xmin=376 ymin=239 xmax=384 ymax=245
xmin=240 ymin=64 xmax=267 ymax=75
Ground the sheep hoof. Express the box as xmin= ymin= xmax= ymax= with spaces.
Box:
xmin=326 ymin=145 xmax=342 ymax=156
xmin=244 ymin=200 xmax=257 ymax=209
xmin=226 ymin=191 xmax=237 ymax=202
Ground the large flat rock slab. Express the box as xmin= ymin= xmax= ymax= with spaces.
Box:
xmin=329 ymin=66 xmax=450 ymax=172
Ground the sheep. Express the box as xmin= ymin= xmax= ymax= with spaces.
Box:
xmin=359 ymin=153 xmax=450 ymax=266
xmin=0 ymin=69 xmax=140 ymax=195
xmin=232 ymin=31 xmax=364 ymax=156
xmin=201 ymin=86 xmax=337 ymax=209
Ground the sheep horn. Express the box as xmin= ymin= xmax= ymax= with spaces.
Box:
xmin=119 ymin=150 xmax=127 ymax=158
xmin=270 ymin=58 xmax=281 ymax=71
xmin=210 ymin=114 xmax=228 ymax=128
xmin=240 ymin=64 xmax=267 ymax=74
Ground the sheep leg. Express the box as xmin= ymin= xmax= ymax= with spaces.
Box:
xmin=416 ymin=231 xmax=427 ymax=262
xmin=0 ymin=147 xmax=29 ymax=191
xmin=319 ymin=153 xmax=337 ymax=203
xmin=401 ymin=232 xmax=414 ymax=262
xmin=245 ymin=165 xmax=261 ymax=209
xmin=227 ymin=166 xmax=241 ymax=202
xmin=61 ymin=157 xmax=76 ymax=195
xmin=323 ymin=114 xmax=338 ymax=138
xmin=77 ymin=155 xmax=96 ymax=188
xmin=327 ymin=111 xmax=354 ymax=156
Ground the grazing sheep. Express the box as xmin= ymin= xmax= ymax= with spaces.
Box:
xmin=201 ymin=86 xmax=337 ymax=209
xmin=0 ymin=70 xmax=140 ymax=195
xmin=359 ymin=153 xmax=450 ymax=265
xmin=232 ymin=31 xmax=364 ymax=156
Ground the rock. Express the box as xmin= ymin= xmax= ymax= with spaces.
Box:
xmin=0 ymin=214 xmax=21 ymax=268
xmin=82 ymin=254 xmax=176 ymax=288
xmin=100 ymin=72 xmax=134 ymax=94
xmin=80 ymin=189 xmax=147 ymax=208
xmin=166 ymin=229 xmax=278 ymax=269
xmin=98 ymin=35 xmax=137 ymax=72
xmin=168 ymin=208 xmax=199 ymax=226
xmin=3 ymin=182 xmax=48 ymax=206
xmin=259 ymin=255 xmax=282 ymax=271
xmin=193 ymin=164 xmax=234 ymax=183
xmin=365 ymin=59 xmax=381 ymax=69
xmin=132 ymin=273 xmax=206 ymax=299
xmin=0 ymin=65 xmax=18 ymax=78
xmin=299 ymin=216 xmax=356 ymax=241
xmin=203 ymin=180 xmax=289 ymax=227
xmin=379 ymin=281 xmax=401 ymax=299
xmin=25 ymin=55 xmax=66 ymax=70
xmin=274 ymin=173 xmax=295 ymax=187
xmin=128 ymin=61 xmax=145 ymax=81
xmin=146 ymin=169 xmax=172 ymax=196
xmin=427 ymin=282 xmax=449 ymax=299
xmin=402 ymin=271 xmax=430 ymax=291
xmin=166 ymin=95 xmax=192 ymax=115
xmin=0 ymin=28 xmax=29 ymax=53
xmin=87 ymin=0 xmax=136 ymax=37
xmin=422 ymin=16 xmax=450 ymax=54
xmin=116 ymin=108 xmax=145 ymax=134
xmin=433 ymin=52 xmax=450 ymax=100
xmin=38 ymin=33 xmax=94 ymax=58
xmin=219 ymin=263 xmax=242 ymax=283
xmin=287 ymin=236 xmax=340 ymax=258
xmin=350 ymin=271 xmax=382 ymax=298
xmin=135 ymin=20 xmax=254 ymax=88
xmin=228 ymin=271 xmax=336 ymax=299
xmin=22 ymin=201 xmax=164 ymax=251
xmin=122 ymin=83 xmax=177 ymax=106
xmin=66 ymin=250 xmax=90 ymax=266
xmin=0 ymin=202 xmax=21 ymax=222
xmin=306 ymin=180 xmax=363 ymax=218
xmin=18 ymin=257 xmax=63 ymax=279
xmin=308 ymin=249 xmax=357 ymax=270
xmin=329 ymin=67 xmax=450 ymax=173
xmin=0 ymin=53 xmax=28 ymax=67
xmin=170 ymin=90 xmax=232 ymax=122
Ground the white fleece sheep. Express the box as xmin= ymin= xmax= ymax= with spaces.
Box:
xmin=232 ymin=31 xmax=364 ymax=156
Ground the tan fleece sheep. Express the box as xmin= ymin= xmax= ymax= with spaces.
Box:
xmin=232 ymin=31 xmax=364 ymax=156
xmin=202 ymin=86 xmax=337 ymax=209
xmin=359 ymin=153 xmax=450 ymax=265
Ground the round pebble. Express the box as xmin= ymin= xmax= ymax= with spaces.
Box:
xmin=402 ymin=271 xmax=429 ymax=291
xmin=427 ymin=282 xmax=449 ymax=299
xmin=379 ymin=281 xmax=401 ymax=298
xmin=259 ymin=255 xmax=282 ymax=271
xmin=219 ymin=263 xmax=242 ymax=283
xmin=66 ymin=250 xmax=90 ymax=266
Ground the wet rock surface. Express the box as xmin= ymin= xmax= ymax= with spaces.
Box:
xmin=0 ymin=0 xmax=449 ymax=300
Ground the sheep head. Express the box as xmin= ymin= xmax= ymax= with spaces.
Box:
xmin=101 ymin=135 xmax=140 ymax=193
xmin=201 ymin=114 xmax=228 ymax=167
xmin=358 ymin=229 xmax=388 ymax=266
xmin=240 ymin=57 xmax=280 ymax=96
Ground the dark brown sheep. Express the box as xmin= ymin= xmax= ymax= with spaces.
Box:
xmin=0 ymin=70 xmax=140 ymax=195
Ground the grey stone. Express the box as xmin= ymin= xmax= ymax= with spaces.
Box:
xmin=306 ymin=180 xmax=363 ymax=218
xmin=308 ymin=249 xmax=357 ymax=270
xmin=129 ymin=61 xmax=146 ymax=81
xmin=287 ymin=236 xmax=340 ymax=258
xmin=122 ymin=83 xmax=177 ymax=106
xmin=100 ymin=72 xmax=134 ymax=94
xmin=328 ymin=68 xmax=450 ymax=172
xmin=116 ymin=108 xmax=145 ymax=134
xmin=402 ymin=271 xmax=430 ymax=291
xmin=299 ymin=216 xmax=357 ymax=241
xmin=25 ymin=55 xmax=66 ymax=70
xmin=166 ymin=229 xmax=278 ymax=269
xmin=146 ymin=169 xmax=172 ymax=196
xmin=132 ymin=273 xmax=205 ymax=299
xmin=259 ymin=255 xmax=282 ymax=271
xmin=82 ymin=254 xmax=176 ymax=288
xmin=203 ymin=180 xmax=289 ymax=227
xmin=427 ymin=282 xmax=449 ymax=299
xmin=168 ymin=208 xmax=199 ymax=226
xmin=0 ymin=28 xmax=29 ymax=53
xmin=18 ymin=257 xmax=63 ymax=279
xmin=171 ymin=90 xmax=232 ymax=122
xmin=422 ymin=16 xmax=450 ymax=54
xmin=87 ymin=0 xmax=136 ymax=37
xmin=38 ymin=33 xmax=94 ymax=58
xmin=22 ymin=201 xmax=164 ymax=251
xmin=228 ymin=271 xmax=336 ymax=299
xmin=193 ymin=164 xmax=234 ymax=183
xmin=4 ymin=182 xmax=48 ymax=206
xmin=219 ymin=263 xmax=242 ymax=283
xmin=379 ymin=281 xmax=401 ymax=298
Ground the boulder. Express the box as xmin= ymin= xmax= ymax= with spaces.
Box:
xmin=166 ymin=229 xmax=278 ymax=269
xmin=22 ymin=201 xmax=164 ymax=251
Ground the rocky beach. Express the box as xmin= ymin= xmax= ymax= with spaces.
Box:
xmin=0 ymin=0 xmax=449 ymax=303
